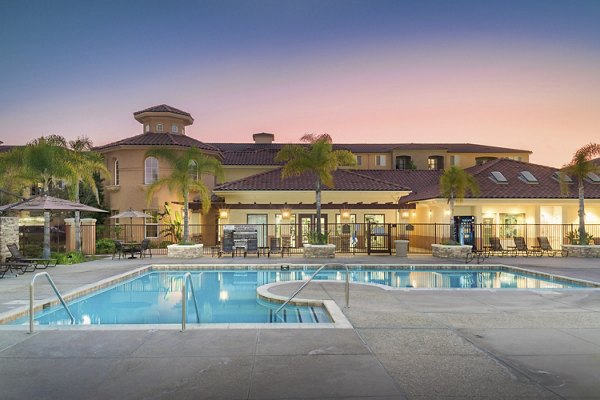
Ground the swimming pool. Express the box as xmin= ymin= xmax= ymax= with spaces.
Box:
xmin=7 ymin=265 xmax=597 ymax=327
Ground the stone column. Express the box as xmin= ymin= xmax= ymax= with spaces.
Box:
xmin=0 ymin=217 xmax=19 ymax=261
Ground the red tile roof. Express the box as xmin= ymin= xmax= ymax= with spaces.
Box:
xmin=214 ymin=168 xmax=409 ymax=191
xmin=354 ymin=170 xmax=442 ymax=194
xmin=400 ymin=158 xmax=600 ymax=202
xmin=94 ymin=132 xmax=221 ymax=154
xmin=133 ymin=104 xmax=191 ymax=117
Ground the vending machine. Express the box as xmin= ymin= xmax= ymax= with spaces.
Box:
xmin=453 ymin=216 xmax=476 ymax=247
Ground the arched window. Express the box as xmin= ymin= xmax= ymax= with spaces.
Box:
xmin=188 ymin=160 xmax=198 ymax=181
xmin=144 ymin=157 xmax=159 ymax=184
xmin=114 ymin=160 xmax=120 ymax=185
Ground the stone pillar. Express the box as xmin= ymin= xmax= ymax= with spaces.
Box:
xmin=0 ymin=217 xmax=19 ymax=261
xmin=64 ymin=218 xmax=97 ymax=255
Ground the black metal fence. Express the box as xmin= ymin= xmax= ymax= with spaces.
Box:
xmin=91 ymin=222 xmax=600 ymax=256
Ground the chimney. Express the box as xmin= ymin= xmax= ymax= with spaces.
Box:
xmin=252 ymin=132 xmax=274 ymax=144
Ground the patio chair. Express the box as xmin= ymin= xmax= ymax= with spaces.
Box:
xmin=136 ymin=239 xmax=152 ymax=259
xmin=465 ymin=247 xmax=486 ymax=264
xmin=512 ymin=236 xmax=540 ymax=257
xmin=534 ymin=236 xmax=568 ymax=257
xmin=0 ymin=261 xmax=35 ymax=277
xmin=112 ymin=240 xmax=126 ymax=260
xmin=268 ymin=236 xmax=291 ymax=258
xmin=6 ymin=243 xmax=57 ymax=268
xmin=487 ymin=237 xmax=509 ymax=256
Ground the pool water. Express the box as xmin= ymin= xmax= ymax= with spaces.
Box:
xmin=14 ymin=268 xmax=591 ymax=326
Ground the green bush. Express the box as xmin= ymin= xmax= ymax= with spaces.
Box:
xmin=95 ymin=238 xmax=116 ymax=254
xmin=21 ymin=244 xmax=43 ymax=258
xmin=52 ymin=251 xmax=87 ymax=265
xmin=158 ymin=240 xmax=173 ymax=249
xmin=308 ymin=231 xmax=329 ymax=245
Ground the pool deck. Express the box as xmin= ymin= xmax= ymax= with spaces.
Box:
xmin=0 ymin=254 xmax=599 ymax=399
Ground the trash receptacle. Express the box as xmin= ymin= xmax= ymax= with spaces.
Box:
xmin=394 ymin=240 xmax=409 ymax=257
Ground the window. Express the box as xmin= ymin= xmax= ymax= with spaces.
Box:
xmin=519 ymin=171 xmax=538 ymax=184
xmin=171 ymin=124 xmax=178 ymax=133
xmin=375 ymin=155 xmax=386 ymax=166
xmin=553 ymin=171 xmax=573 ymax=184
xmin=144 ymin=210 xmax=159 ymax=238
xmin=114 ymin=160 xmax=120 ymax=185
xmin=156 ymin=123 xmax=163 ymax=132
xmin=145 ymin=124 xmax=150 ymax=133
xmin=275 ymin=213 xmax=296 ymax=247
xmin=428 ymin=156 xmax=444 ymax=170
xmin=395 ymin=155 xmax=412 ymax=170
xmin=499 ymin=213 xmax=525 ymax=239
xmin=587 ymin=172 xmax=600 ymax=184
xmin=476 ymin=157 xmax=497 ymax=165
xmin=144 ymin=157 xmax=159 ymax=184
xmin=449 ymin=155 xmax=459 ymax=166
xmin=490 ymin=171 xmax=508 ymax=184
xmin=356 ymin=155 xmax=362 ymax=166
xmin=188 ymin=160 xmax=198 ymax=181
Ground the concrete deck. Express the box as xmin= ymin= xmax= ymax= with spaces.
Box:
xmin=0 ymin=254 xmax=599 ymax=399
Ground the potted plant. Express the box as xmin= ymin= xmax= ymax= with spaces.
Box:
xmin=303 ymin=230 xmax=335 ymax=258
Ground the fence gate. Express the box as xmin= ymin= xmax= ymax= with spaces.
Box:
xmin=367 ymin=223 xmax=392 ymax=255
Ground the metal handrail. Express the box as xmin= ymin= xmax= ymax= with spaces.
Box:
xmin=274 ymin=263 xmax=350 ymax=318
xmin=181 ymin=272 xmax=200 ymax=331
xmin=29 ymin=272 xmax=75 ymax=333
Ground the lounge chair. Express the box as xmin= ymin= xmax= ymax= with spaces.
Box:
xmin=465 ymin=247 xmax=486 ymax=264
xmin=268 ymin=236 xmax=291 ymax=258
xmin=534 ymin=236 xmax=568 ymax=257
xmin=512 ymin=236 xmax=540 ymax=257
xmin=487 ymin=237 xmax=509 ymax=256
xmin=0 ymin=261 xmax=36 ymax=277
xmin=6 ymin=243 xmax=57 ymax=268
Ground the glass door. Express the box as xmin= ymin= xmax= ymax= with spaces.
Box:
xmin=298 ymin=214 xmax=328 ymax=245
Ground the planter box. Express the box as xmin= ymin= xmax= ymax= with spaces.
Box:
xmin=303 ymin=244 xmax=336 ymax=259
xmin=562 ymin=245 xmax=600 ymax=258
xmin=167 ymin=244 xmax=204 ymax=258
xmin=431 ymin=244 xmax=472 ymax=258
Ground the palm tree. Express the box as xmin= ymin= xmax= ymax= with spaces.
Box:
xmin=67 ymin=136 xmax=108 ymax=252
xmin=439 ymin=166 xmax=479 ymax=242
xmin=145 ymin=147 xmax=224 ymax=244
xmin=560 ymin=143 xmax=600 ymax=245
xmin=0 ymin=136 xmax=107 ymax=257
xmin=275 ymin=134 xmax=356 ymax=240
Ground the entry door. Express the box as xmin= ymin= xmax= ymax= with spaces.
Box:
xmin=247 ymin=214 xmax=267 ymax=247
xmin=298 ymin=214 xmax=328 ymax=245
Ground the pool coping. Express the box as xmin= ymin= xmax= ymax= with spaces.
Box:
xmin=0 ymin=262 xmax=598 ymax=329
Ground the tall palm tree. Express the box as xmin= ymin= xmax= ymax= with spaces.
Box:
xmin=67 ymin=136 xmax=108 ymax=252
xmin=145 ymin=147 xmax=224 ymax=244
xmin=560 ymin=143 xmax=600 ymax=245
xmin=439 ymin=166 xmax=479 ymax=241
xmin=275 ymin=134 xmax=356 ymax=239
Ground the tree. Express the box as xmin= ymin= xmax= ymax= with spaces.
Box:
xmin=145 ymin=147 xmax=224 ymax=244
xmin=439 ymin=166 xmax=479 ymax=241
xmin=559 ymin=143 xmax=600 ymax=245
xmin=0 ymin=136 xmax=108 ymax=257
xmin=275 ymin=134 xmax=356 ymax=241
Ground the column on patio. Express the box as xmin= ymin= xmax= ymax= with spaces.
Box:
xmin=0 ymin=217 xmax=19 ymax=261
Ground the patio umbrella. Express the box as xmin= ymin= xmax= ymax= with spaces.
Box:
xmin=0 ymin=194 xmax=107 ymax=258
xmin=110 ymin=208 xmax=153 ymax=242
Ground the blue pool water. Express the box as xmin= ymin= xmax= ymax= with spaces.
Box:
xmin=13 ymin=268 xmax=592 ymax=326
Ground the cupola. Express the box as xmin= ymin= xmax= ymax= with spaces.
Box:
xmin=133 ymin=104 xmax=194 ymax=135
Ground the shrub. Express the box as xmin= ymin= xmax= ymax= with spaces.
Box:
xmin=158 ymin=240 xmax=173 ymax=249
xmin=52 ymin=251 xmax=87 ymax=265
xmin=95 ymin=238 xmax=116 ymax=254
xmin=21 ymin=244 xmax=43 ymax=258
xmin=308 ymin=231 xmax=329 ymax=245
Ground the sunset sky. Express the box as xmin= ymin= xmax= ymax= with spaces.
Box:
xmin=1 ymin=0 xmax=599 ymax=167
